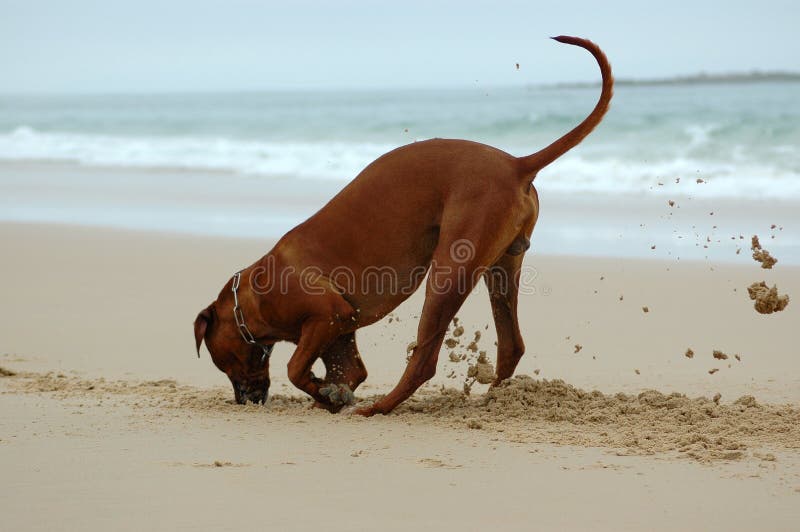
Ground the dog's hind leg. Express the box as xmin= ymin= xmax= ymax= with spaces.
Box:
xmin=356 ymin=226 xmax=502 ymax=416
xmin=315 ymin=332 xmax=368 ymax=412
xmin=485 ymin=252 xmax=526 ymax=384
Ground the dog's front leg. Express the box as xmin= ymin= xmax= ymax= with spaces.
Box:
xmin=286 ymin=318 xmax=344 ymax=406
xmin=313 ymin=332 xmax=367 ymax=412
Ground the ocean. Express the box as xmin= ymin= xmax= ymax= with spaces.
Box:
xmin=1 ymin=82 xmax=798 ymax=197
xmin=0 ymin=81 xmax=798 ymax=262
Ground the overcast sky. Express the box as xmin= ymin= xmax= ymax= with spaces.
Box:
xmin=1 ymin=0 xmax=798 ymax=93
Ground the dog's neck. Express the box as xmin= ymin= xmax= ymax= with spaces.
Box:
xmin=229 ymin=265 xmax=298 ymax=344
xmin=231 ymin=270 xmax=264 ymax=346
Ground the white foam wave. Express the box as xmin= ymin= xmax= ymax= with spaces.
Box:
xmin=0 ymin=126 xmax=393 ymax=181
xmin=537 ymin=155 xmax=800 ymax=199
xmin=2 ymin=126 xmax=799 ymax=199
xmin=684 ymin=123 xmax=718 ymax=148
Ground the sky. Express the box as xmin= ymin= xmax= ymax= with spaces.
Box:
xmin=1 ymin=0 xmax=798 ymax=93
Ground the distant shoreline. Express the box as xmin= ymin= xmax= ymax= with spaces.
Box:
xmin=2 ymin=72 xmax=799 ymax=97
xmin=546 ymin=71 xmax=800 ymax=89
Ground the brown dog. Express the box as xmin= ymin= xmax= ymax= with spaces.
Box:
xmin=194 ymin=36 xmax=613 ymax=415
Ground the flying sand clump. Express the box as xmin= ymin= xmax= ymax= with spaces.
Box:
xmin=441 ymin=318 xmax=494 ymax=388
xmin=440 ymin=323 xmax=497 ymax=393
xmin=747 ymin=282 xmax=790 ymax=315
xmin=750 ymin=235 xmax=777 ymax=269
xmin=466 ymin=353 xmax=496 ymax=385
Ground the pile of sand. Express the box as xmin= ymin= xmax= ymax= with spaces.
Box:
xmin=747 ymin=281 xmax=790 ymax=314
xmin=399 ymin=375 xmax=800 ymax=462
xmin=3 ymin=370 xmax=306 ymax=414
xmin=751 ymin=235 xmax=778 ymax=269
xmin=5 ymin=370 xmax=799 ymax=463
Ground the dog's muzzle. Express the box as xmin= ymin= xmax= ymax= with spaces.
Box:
xmin=232 ymin=380 xmax=269 ymax=405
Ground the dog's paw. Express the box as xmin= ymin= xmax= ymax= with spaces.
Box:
xmin=353 ymin=405 xmax=377 ymax=417
xmin=341 ymin=401 xmax=378 ymax=417
xmin=319 ymin=383 xmax=355 ymax=407
xmin=341 ymin=402 xmax=377 ymax=417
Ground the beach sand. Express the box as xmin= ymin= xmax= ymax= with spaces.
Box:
xmin=1 ymin=222 xmax=799 ymax=531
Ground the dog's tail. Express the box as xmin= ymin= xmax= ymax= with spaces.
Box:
xmin=518 ymin=36 xmax=613 ymax=179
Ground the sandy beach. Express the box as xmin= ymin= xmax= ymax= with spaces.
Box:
xmin=2 ymin=219 xmax=799 ymax=531
xmin=3 ymin=1 xmax=800 ymax=528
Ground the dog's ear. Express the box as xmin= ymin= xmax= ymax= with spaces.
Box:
xmin=193 ymin=304 xmax=214 ymax=358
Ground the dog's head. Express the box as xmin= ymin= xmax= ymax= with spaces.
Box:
xmin=193 ymin=284 xmax=274 ymax=405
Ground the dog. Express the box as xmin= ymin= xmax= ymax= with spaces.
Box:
xmin=194 ymin=35 xmax=613 ymax=415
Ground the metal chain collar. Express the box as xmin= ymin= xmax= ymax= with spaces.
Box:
xmin=231 ymin=270 xmax=273 ymax=364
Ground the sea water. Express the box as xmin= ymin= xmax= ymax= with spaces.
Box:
xmin=0 ymin=81 xmax=798 ymax=260
xmin=2 ymin=82 xmax=799 ymax=196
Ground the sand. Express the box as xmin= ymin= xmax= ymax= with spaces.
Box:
xmin=5 ymin=369 xmax=800 ymax=463
xmin=465 ymin=352 xmax=495 ymax=386
xmin=748 ymin=281 xmax=790 ymax=314
xmin=2 ymin=222 xmax=800 ymax=530
xmin=751 ymin=235 xmax=778 ymax=269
